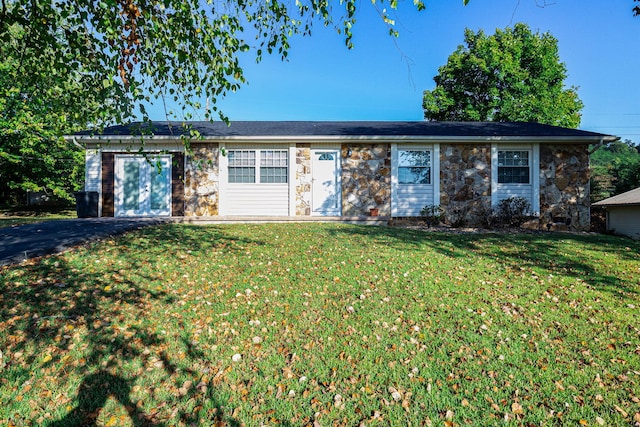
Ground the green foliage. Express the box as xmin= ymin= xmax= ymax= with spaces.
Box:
xmin=445 ymin=203 xmax=470 ymax=228
xmin=0 ymin=0 xmax=436 ymax=200
xmin=419 ymin=204 xmax=443 ymax=226
xmin=591 ymin=139 xmax=640 ymax=201
xmin=495 ymin=196 xmax=532 ymax=227
xmin=423 ymin=23 xmax=583 ymax=128
xmin=0 ymin=224 xmax=639 ymax=425
xmin=0 ymin=23 xmax=107 ymax=200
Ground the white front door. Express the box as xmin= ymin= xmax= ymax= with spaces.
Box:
xmin=115 ymin=155 xmax=171 ymax=217
xmin=311 ymin=149 xmax=341 ymax=215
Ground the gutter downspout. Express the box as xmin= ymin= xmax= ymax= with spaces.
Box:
xmin=587 ymin=137 xmax=606 ymax=231
xmin=588 ymin=137 xmax=606 ymax=156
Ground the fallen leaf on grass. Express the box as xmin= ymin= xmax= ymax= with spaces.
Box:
xmin=615 ymin=405 xmax=628 ymax=418
xmin=511 ymin=402 xmax=523 ymax=415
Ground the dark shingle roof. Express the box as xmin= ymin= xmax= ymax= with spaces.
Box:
xmin=593 ymin=186 xmax=640 ymax=206
xmin=78 ymin=121 xmax=616 ymax=140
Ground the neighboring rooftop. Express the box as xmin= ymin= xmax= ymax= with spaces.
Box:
xmin=76 ymin=121 xmax=618 ymax=140
xmin=593 ymin=186 xmax=640 ymax=207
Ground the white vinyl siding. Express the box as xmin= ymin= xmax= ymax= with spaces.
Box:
xmin=219 ymin=144 xmax=292 ymax=216
xmin=391 ymin=144 xmax=439 ymax=216
xmin=607 ymin=206 xmax=640 ymax=239
xmin=85 ymin=149 xmax=101 ymax=192
xmin=491 ymin=144 xmax=540 ymax=214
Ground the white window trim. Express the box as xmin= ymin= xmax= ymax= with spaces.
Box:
xmin=226 ymin=148 xmax=289 ymax=185
xmin=491 ymin=144 xmax=539 ymax=215
xmin=397 ymin=150 xmax=432 ymax=185
xmin=288 ymin=144 xmax=296 ymax=216
xmin=391 ymin=143 xmax=439 ymax=216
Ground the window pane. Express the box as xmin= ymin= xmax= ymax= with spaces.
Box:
xmin=150 ymin=161 xmax=170 ymax=210
xmin=229 ymin=167 xmax=255 ymax=183
xmin=399 ymin=166 xmax=431 ymax=184
xmin=318 ymin=152 xmax=334 ymax=161
xmin=498 ymin=167 xmax=530 ymax=184
xmin=497 ymin=150 xmax=530 ymax=184
xmin=498 ymin=151 xmax=529 ymax=167
xmin=260 ymin=150 xmax=288 ymax=183
xmin=260 ymin=167 xmax=288 ymax=183
xmin=228 ymin=150 xmax=255 ymax=167
xmin=399 ymin=150 xmax=430 ymax=167
xmin=228 ymin=150 xmax=256 ymax=183
xmin=260 ymin=150 xmax=287 ymax=167
xmin=398 ymin=150 xmax=430 ymax=184
xmin=123 ymin=160 xmax=140 ymax=210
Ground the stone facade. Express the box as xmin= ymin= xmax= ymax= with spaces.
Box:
xmin=439 ymin=144 xmax=492 ymax=225
xmin=295 ymin=144 xmax=312 ymax=216
xmin=341 ymin=144 xmax=391 ymax=216
xmin=184 ymin=143 xmax=219 ymax=216
xmin=539 ymin=144 xmax=590 ymax=231
xmin=178 ymin=141 xmax=590 ymax=227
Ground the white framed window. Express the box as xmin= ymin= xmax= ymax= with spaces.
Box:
xmin=228 ymin=150 xmax=256 ymax=183
xmin=398 ymin=150 xmax=431 ymax=184
xmin=228 ymin=149 xmax=288 ymax=184
xmin=498 ymin=150 xmax=530 ymax=184
xmin=260 ymin=150 xmax=288 ymax=183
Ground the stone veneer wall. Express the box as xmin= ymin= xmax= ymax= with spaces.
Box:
xmin=295 ymin=144 xmax=312 ymax=216
xmin=439 ymin=144 xmax=492 ymax=225
xmin=539 ymin=144 xmax=590 ymax=231
xmin=184 ymin=143 xmax=219 ymax=216
xmin=341 ymin=144 xmax=391 ymax=216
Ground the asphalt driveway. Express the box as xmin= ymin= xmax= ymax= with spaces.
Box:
xmin=0 ymin=218 xmax=167 ymax=267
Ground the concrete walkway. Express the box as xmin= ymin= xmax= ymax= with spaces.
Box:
xmin=0 ymin=218 xmax=167 ymax=267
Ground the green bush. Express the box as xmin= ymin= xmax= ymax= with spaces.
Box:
xmin=419 ymin=204 xmax=443 ymax=227
xmin=495 ymin=196 xmax=532 ymax=227
xmin=446 ymin=203 xmax=469 ymax=228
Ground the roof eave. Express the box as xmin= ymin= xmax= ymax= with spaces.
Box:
xmin=74 ymin=134 xmax=618 ymax=144
xmin=593 ymin=202 xmax=640 ymax=207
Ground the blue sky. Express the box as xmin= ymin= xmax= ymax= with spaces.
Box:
xmin=152 ymin=0 xmax=640 ymax=141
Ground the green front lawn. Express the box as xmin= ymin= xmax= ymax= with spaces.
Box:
xmin=0 ymin=206 xmax=76 ymax=228
xmin=1 ymin=224 xmax=639 ymax=426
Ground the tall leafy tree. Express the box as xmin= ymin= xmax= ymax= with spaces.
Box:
xmin=422 ymin=23 xmax=583 ymax=128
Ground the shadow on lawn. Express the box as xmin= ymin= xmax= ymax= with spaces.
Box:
xmin=0 ymin=224 xmax=258 ymax=426
xmin=327 ymin=225 xmax=640 ymax=298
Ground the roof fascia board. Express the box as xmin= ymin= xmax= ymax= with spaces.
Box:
xmin=75 ymin=134 xmax=618 ymax=144
xmin=593 ymin=203 xmax=640 ymax=207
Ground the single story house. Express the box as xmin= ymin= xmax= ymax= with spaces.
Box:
xmin=75 ymin=121 xmax=618 ymax=230
xmin=593 ymin=186 xmax=640 ymax=239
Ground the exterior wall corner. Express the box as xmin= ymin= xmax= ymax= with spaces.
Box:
xmin=184 ymin=143 xmax=220 ymax=216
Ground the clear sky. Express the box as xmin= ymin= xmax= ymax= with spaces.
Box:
xmin=151 ymin=0 xmax=640 ymax=141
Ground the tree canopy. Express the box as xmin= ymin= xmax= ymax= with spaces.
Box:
xmin=591 ymin=139 xmax=640 ymax=201
xmin=422 ymin=23 xmax=583 ymax=128
xmin=1 ymin=0 xmax=434 ymax=200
